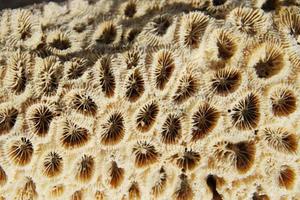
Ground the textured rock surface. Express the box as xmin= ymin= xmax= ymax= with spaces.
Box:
xmin=0 ymin=0 xmax=300 ymax=199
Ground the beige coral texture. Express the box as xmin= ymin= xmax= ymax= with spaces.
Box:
xmin=0 ymin=0 xmax=300 ymax=199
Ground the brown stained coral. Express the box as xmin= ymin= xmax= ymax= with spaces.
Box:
xmin=210 ymin=67 xmax=241 ymax=96
xmin=124 ymin=69 xmax=145 ymax=102
xmin=172 ymin=72 xmax=199 ymax=104
xmin=133 ymin=141 xmax=159 ymax=168
xmin=124 ymin=48 xmax=141 ymax=70
xmin=0 ymin=104 xmax=18 ymax=136
xmin=0 ymin=165 xmax=7 ymax=186
xmin=171 ymin=148 xmax=201 ymax=171
xmin=152 ymin=49 xmax=176 ymax=91
xmin=124 ymin=1 xmax=137 ymax=18
xmin=42 ymin=151 xmax=63 ymax=178
xmin=9 ymin=9 xmax=42 ymax=49
xmin=108 ymin=161 xmax=124 ymax=188
xmin=214 ymin=140 xmax=256 ymax=173
xmin=228 ymin=7 xmax=267 ymax=36
xmin=26 ymin=103 xmax=54 ymax=137
xmin=262 ymin=128 xmax=298 ymax=154
xmin=15 ymin=177 xmax=38 ymax=200
xmin=136 ymin=101 xmax=159 ymax=132
xmin=4 ymin=50 xmax=32 ymax=94
xmin=128 ymin=181 xmax=141 ymax=199
xmin=94 ymin=56 xmax=116 ymax=98
xmin=278 ymin=165 xmax=296 ymax=190
xmin=251 ymin=42 xmax=286 ymax=79
xmin=65 ymin=58 xmax=89 ymax=80
xmin=178 ymin=12 xmax=210 ymax=48
xmin=34 ymin=56 xmax=62 ymax=97
xmin=49 ymin=184 xmax=65 ymax=198
xmin=276 ymin=7 xmax=300 ymax=47
xmin=141 ymin=14 xmax=176 ymax=46
xmin=230 ymin=93 xmax=260 ymax=130
xmin=46 ymin=30 xmax=80 ymax=56
xmin=91 ymin=21 xmax=121 ymax=48
xmin=71 ymin=190 xmax=83 ymax=200
xmin=191 ymin=103 xmax=220 ymax=141
xmin=270 ymin=88 xmax=297 ymax=117
xmin=173 ymin=173 xmax=193 ymax=200
xmin=151 ymin=166 xmax=167 ymax=197
xmin=2 ymin=0 xmax=300 ymax=199
xmin=8 ymin=137 xmax=34 ymax=166
xmin=75 ymin=154 xmax=95 ymax=183
xmin=67 ymin=90 xmax=98 ymax=116
xmin=100 ymin=112 xmax=125 ymax=145
xmin=60 ymin=119 xmax=90 ymax=149
xmin=161 ymin=114 xmax=182 ymax=144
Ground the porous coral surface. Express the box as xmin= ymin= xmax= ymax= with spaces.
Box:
xmin=0 ymin=0 xmax=300 ymax=199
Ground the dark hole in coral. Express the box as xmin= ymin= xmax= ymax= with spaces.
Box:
xmin=261 ymin=0 xmax=278 ymax=12
xmin=96 ymin=26 xmax=117 ymax=45
xmin=253 ymin=59 xmax=282 ymax=79
xmin=124 ymin=2 xmax=136 ymax=18
xmin=212 ymin=0 xmax=227 ymax=6
xmin=206 ymin=175 xmax=223 ymax=200
xmin=50 ymin=38 xmax=71 ymax=50
xmin=252 ymin=192 xmax=270 ymax=200
xmin=127 ymin=29 xmax=141 ymax=43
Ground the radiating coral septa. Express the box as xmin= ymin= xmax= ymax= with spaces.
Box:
xmin=128 ymin=181 xmax=141 ymax=200
xmin=15 ymin=177 xmax=38 ymax=200
xmin=0 ymin=104 xmax=18 ymax=136
xmin=151 ymin=166 xmax=167 ymax=197
xmin=65 ymin=57 xmax=89 ymax=80
xmin=75 ymin=154 xmax=95 ymax=183
xmin=191 ymin=103 xmax=220 ymax=141
xmin=173 ymin=173 xmax=193 ymax=200
xmin=228 ymin=7 xmax=268 ymax=36
xmin=108 ymin=160 xmax=124 ymax=188
xmin=26 ymin=103 xmax=54 ymax=137
xmin=136 ymin=101 xmax=159 ymax=132
xmin=45 ymin=29 xmax=81 ymax=56
xmin=132 ymin=140 xmax=159 ymax=168
xmin=178 ymin=12 xmax=210 ymax=48
xmin=270 ymin=88 xmax=297 ymax=117
xmin=230 ymin=93 xmax=260 ymax=130
xmin=4 ymin=50 xmax=32 ymax=95
xmin=100 ymin=111 xmax=125 ymax=146
xmin=124 ymin=69 xmax=145 ymax=103
xmin=278 ymin=165 xmax=296 ymax=190
xmin=210 ymin=67 xmax=242 ymax=97
xmin=0 ymin=165 xmax=7 ymax=186
xmin=161 ymin=114 xmax=182 ymax=144
xmin=59 ymin=118 xmax=90 ymax=149
xmin=171 ymin=148 xmax=201 ymax=171
xmin=93 ymin=55 xmax=116 ymax=98
xmin=8 ymin=137 xmax=34 ymax=166
xmin=153 ymin=49 xmax=176 ymax=90
xmin=262 ymin=127 xmax=298 ymax=154
xmin=42 ymin=151 xmax=63 ymax=178
xmin=34 ymin=56 xmax=63 ymax=97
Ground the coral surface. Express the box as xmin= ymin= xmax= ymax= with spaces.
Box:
xmin=0 ymin=0 xmax=300 ymax=199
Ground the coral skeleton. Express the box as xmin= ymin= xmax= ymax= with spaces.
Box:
xmin=0 ymin=0 xmax=300 ymax=199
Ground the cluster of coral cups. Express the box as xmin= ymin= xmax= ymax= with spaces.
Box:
xmin=0 ymin=0 xmax=300 ymax=199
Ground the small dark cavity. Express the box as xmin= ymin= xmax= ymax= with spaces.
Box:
xmin=206 ymin=175 xmax=223 ymax=200
xmin=51 ymin=38 xmax=71 ymax=50
xmin=212 ymin=0 xmax=227 ymax=6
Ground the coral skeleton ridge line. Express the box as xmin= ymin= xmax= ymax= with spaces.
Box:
xmin=0 ymin=0 xmax=300 ymax=199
